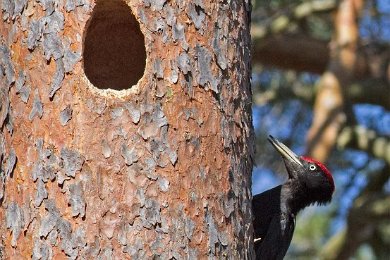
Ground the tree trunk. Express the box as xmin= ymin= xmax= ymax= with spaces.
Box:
xmin=306 ymin=0 xmax=363 ymax=161
xmin=0 ymin=0 xmax=253 ymax=259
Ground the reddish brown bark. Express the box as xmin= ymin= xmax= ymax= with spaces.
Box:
xmin=0 ymin=0 xmax=253 ymax=258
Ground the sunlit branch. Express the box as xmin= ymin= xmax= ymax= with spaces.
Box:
xmin=337 ymin=126 xmax=390 ymax=165
xmin=251 ymin=0 xmax=337 ymax=39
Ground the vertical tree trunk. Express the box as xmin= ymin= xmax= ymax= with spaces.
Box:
xmin=306 ymin=0 xmax=363 ymax=161
xmin=0 ymin=0 xmax=253 ymax=259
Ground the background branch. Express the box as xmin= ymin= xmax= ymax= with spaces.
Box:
xmin=337 ymin=126 xmax=390 ymax=164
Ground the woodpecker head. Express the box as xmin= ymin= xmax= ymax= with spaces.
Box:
xmin=268 ymin=135 xmax=335 ymax=205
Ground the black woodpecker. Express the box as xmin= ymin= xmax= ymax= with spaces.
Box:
xmin=253 ymin=135 xmax=335 ymax=260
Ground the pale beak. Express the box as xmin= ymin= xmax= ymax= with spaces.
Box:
xmin=268 ymin=135 xmax=303 ymax=171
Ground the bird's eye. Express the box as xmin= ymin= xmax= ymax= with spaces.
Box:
xmin=309 ymin=164 xmax=316 ymax=171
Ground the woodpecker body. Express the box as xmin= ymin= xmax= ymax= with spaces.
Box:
xmin=253 ymin=136 xmax=334 ymax=260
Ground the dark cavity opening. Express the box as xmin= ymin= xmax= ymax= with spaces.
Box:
xmin=83 ymin=0 xmax=146 ymax=90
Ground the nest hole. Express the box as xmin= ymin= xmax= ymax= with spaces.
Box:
xmin=83 ymin=0 xmax=146 ymax=90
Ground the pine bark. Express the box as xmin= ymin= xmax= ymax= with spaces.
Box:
xmin=0 ymin=0 xmax=253 ymax=259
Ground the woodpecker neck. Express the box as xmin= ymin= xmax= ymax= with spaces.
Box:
xmin=281 ymin=179 xmax=321 ymax=215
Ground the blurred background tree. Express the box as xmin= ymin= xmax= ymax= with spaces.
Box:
xmin=251 ymin=0 xmax=390 ymax=259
